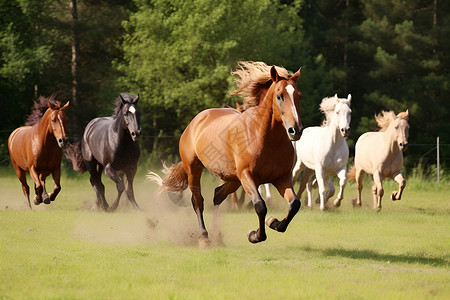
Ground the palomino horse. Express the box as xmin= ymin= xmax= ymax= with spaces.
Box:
xmin=348 ymin=110 xmax=409 ymax=210
xmin=8 ymin=96 xmax=69 ymax=208
xmin=149 ymin=61 xmax=303 ymax=244
xmin=66 ymin=94 xmax=141 ymax=211
xmin=292 ymin=94 xmax=351 ymax=210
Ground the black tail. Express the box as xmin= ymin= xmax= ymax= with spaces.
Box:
xmin=65 ymin=142 xmax=87 ymax=174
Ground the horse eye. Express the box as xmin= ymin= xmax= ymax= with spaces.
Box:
xmin=276 ymin=95 xmax=284 ymax=101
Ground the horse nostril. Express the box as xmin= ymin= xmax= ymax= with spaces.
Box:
xmin=131 ymin=132 xmax=136 ymax=137
xmin=59 ymin=138 xmax=63 ymax=144
xmin=288 ymin=127 xmax=295 ymax=135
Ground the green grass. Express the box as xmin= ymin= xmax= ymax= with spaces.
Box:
xmin=0 ymin=167 xmax=449 ymax=299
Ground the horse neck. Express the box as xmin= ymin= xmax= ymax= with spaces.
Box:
xmin=383 ymin=125 xmax=400 ymax=154
xmin=113 ymin=111 xmax=130 ymax=141
xmin=254 ymin=87 xmax=286 ymax=142
xmin=327 ymin=117 xmax=344 ymax=144
xmin=36 ymin=110 xmax=55 ymax=142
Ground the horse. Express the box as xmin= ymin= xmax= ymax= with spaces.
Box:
xmin=65 ymin=93 xmax=141 ymax=211
xmin=148 ymin=61 xmax=303 ymax=244
xmin=347 ymin=109 xmax=409 ymax=210
xmin=292 ymin=94 xmax=352 ymax=210
xmin=8 ymin=96 xmax=69 ymax=209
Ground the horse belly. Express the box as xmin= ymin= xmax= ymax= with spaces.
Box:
xmin=8 ymin=128 xmax=33 ymax=171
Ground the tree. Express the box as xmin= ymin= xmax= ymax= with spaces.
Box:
xmin=117 ymin=0 xmax=321 ymax=159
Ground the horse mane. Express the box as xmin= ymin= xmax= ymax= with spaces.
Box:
xmin=375 ymin=110 xmax=397 ymax=132
xmin=25 ymin=95 xmax=61 ymax=126
xmin=319 ymin=96 xmax=338 ymax=126
xmin=319 ymin=95 xmax=351 ymax=126
xmin=231 ymin=61 xmax=291 ymax=110
xmin=113 ymin=93 xmax=136 ymax=117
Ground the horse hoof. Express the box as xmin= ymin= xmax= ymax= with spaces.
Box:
xmin=333 ymin=199 xmax=341 ymax=207
xmin=43 ymin=198 xmax=51 ymax=205
xmin=247 ymin=229 xmax=266 ymax=243
xmin=33 ymin=196 xmax=42 ymax=205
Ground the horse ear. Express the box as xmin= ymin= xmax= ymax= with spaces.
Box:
xmin=133 ymin=94 xmax=139 ymax=104
xmin=120 ymin=94 xmax=126 ymax=104
xmin=270 ymin=66 xmax=279 ymax=82
xmin=347 ymin=94 xmax=352 ymax=104
xmin=61 ymin=101 xmax=70 ymax=111
xmin=291 ymin=67 xmax=302 ymax=82
xmin=334 ymin=94 xmax=338 ymax=99
xmin=398 ymin=109 xmax=409 ymax=120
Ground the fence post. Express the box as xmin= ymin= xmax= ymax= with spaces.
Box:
xmin=437 ymin=136 xmax=440 ymax=184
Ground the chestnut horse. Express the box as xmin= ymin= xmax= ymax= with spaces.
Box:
xmin=149 ymin=61 xmax=303 ymax=244
xmin=8 ymin=96 xmax=69 ymax=209
xmin=348 ymin=110 xmax=409 ymax=210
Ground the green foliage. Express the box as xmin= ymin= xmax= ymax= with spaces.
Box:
xmin=117 ymin=0 xmax=310 ymax=155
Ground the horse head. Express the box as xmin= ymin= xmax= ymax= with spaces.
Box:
xmin=335 ymin=94 xmax=352 ymax=138
xmin=48 ymin=101 xmax=69 ymax=148
xmin=120 ymin=93 xmax=141 ymax=142
xmin=270 ymin=66 xmax=303 ymax=141
xmin=393 ymin=109 xmax=409 ymax=151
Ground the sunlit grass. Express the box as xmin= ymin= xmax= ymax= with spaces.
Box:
xmin=0 ymin=166 xmax=449 ymax=299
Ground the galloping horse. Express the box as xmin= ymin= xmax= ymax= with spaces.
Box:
xmin=348 ymin=110 xmax=409 ymax=210
xmin=292 ymin=94 xmax=351 ymax=210
xmin=66 ymin=93 xmax=141 ymax=211
xmin=149 ymin=61 xmax=303 ymax=244
xmin=8 ymin=96 xmax=69 ymax=208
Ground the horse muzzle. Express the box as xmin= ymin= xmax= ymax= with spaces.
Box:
xmin=57 ymin=137 xmax=68 ymax=148
xmin=399 ymin=142 xmax=408 ymax=151
xmin=287 ymin=126 xmax=303 ymax=141
xmin=130 ymin=130 xmax=141 ymax=142
xmin=340 ymin=127 xmax=350 ymax=138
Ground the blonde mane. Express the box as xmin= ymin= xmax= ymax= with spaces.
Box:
xmin=319 ymin=95 xmax=351 ymax=126
xmin=375 ymin=110 xmax=409 ymax=131
xmin=319 ymin=96 xmax=338 ymax=126
xmin=231 ymin=61 xmax=291 ymax=110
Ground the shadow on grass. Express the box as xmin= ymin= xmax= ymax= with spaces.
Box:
xmin=301 ymin=246 xmax=448 ymax=267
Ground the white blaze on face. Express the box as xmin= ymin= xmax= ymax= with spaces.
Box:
xmin=129 ymin=106 xmax=136 ymax=114
xmin=285 ymin=84 xmax=299 ymax=123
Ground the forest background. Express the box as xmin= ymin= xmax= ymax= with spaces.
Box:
xmin=1 ymin=0 xmax=449 ymax=175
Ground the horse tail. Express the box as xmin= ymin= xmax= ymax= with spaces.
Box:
xmin=347 ymin=165 xmax=356 ymax=181
xmin=65 ymin=142 xmax=87 ymax=174
xmin=147 ymin=162 xmax=188 ymax=192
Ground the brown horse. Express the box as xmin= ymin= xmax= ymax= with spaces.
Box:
xmin=148 ymin=61 xmax=303 ymax=244
xmin=8 ymin=96 xmax=69 ymax=209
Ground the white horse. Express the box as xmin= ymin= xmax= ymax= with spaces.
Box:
xmin=348 ymin=110 xmax=409 ymax=210
xmin=292 ymin=94 xmax=351 ymax=210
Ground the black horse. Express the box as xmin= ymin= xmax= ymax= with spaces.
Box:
xmin=66 ymin=93 xmax=141 ymax=211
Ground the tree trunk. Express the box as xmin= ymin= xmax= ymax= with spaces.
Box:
xmin=69 ymin=0 xmax=80 ymax=138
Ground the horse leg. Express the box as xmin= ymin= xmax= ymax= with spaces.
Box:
xmin=16 ymin=168 xmax=31 ymax=209
xmin=87 ymin=162 xmax=109 ymax=211
xmin=213 ymin=181 xmax=241 ymax=243
xmin=185 ymin=161 xmax=209 ymax=245
xmin=240 ymin=170 xmax=267 ymax=243
xmin=333 ymin=167 xmax=347 ymax=207
xmin=298 ymin=167 xmax=314 ymax=201
xmin=391 ymin=173 xmax=406 ymax=201
xmin=39 ymin=174 xmax=51 ymax=204
xmin=355 ymin=168 xmax=365 ymax=207
xmin=29 ymin=166 xmax=43 ymax=205
xmin=265 ymin=174 xmax=301 ymax=233
xmin=105 ymin=164 xmax=125 ymax=212
xmin=373 ymin=172 xmax=384 ymax=211
xmin=48 ymin=166 xmax=62 ymax=202
xmin=264 ymin=184 xmax=272 ymax=202
xmin=315 ymin=168 xmax=327 ymax=211
xmin=124 ymin=169 xmax=140 ymax=210
xmin=306 ymin=177 xmax=314 ymax=208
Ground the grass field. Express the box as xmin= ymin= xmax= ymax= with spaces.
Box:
xmin=0 ymin=167 xmax=449 ymax=299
